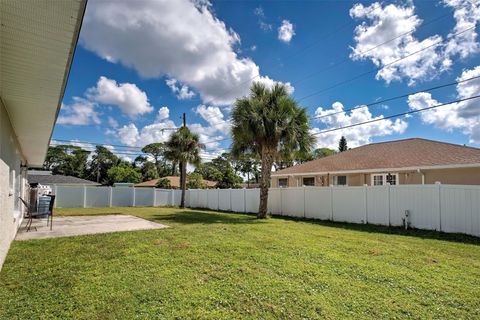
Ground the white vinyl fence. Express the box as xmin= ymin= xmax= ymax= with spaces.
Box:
xmin=52 ymin=185 xmax=480 ymax=237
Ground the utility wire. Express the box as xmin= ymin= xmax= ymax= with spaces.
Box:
xmin=200 ymin=8 xmax=453 ymax=123
xmin=297 ymin=26 xmax=476 ymax=102
xmin=312 ymin=94 xmax=480 ymax=136
xmin=311 ymin=74 xmax=480 ymax=121
xmin=201 ymin=94 xmax=480 ymax=147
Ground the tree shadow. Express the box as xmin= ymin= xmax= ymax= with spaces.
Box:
xmin=152 ymin=210 xmax=259 ymax=225
xmin=275 ymin=215 xmax=480 ymax=245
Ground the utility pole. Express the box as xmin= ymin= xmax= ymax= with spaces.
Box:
xmin=183 ymin=112 xmax=186 ymax=127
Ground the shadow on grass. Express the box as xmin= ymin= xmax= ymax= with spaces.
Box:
xmin=152 ymin=210 xmax=258 ymax=225
xmin=275 ymin=215 xmax=480 ymax=245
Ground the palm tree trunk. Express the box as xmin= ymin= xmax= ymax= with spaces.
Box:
xmin=258 ymin=147 xmax=274 ymax=218
xmin=180 ymin=160 xmax=187 ymax=208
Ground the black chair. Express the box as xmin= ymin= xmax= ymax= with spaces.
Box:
xmin=19 ymin=196 xmax=55 ymax=232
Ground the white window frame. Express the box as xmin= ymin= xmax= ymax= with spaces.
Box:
xmin=302 ymin=176 xmax=315 ymax=187
xmin=371 ymin=173 xmax=399 ymax=186
xmin=333 ymin=175 xmax=348 ymax=186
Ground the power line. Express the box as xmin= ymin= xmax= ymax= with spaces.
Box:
xmin=297 ymin=26 xmax=476 ymax=102
xmin=200 ymin=8 xmax=454 ymax=124
xmin=311 ymin=74 xmax=480 ymax=121
xmin=312 ymin=94 xmax=480 ymax=136
xmin=202 ymin=94 xmax=480 ymax=148
xmin=201 ymin=5 xmax=382 ymax=107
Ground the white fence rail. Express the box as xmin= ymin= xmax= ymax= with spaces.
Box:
xmin=52 ymin=185 xmax=480 ymax=237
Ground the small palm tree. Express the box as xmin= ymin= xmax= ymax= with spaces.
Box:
xmin=231 ymin=83 xmax=314 ymax=218
xmin=165 ymin=127 xmax=204 ymax=208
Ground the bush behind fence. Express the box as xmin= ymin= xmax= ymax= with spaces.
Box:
xmin=52 ymin=184 xmax=480 ymax=237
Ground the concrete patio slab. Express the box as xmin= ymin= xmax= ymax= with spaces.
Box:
xmin=15 ymin=215 xmax=169 ymax=241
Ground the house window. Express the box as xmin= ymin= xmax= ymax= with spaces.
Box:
xmin=371 ymin=173 xmax=398 ymax=186
xmin=302 ymin=177 xmax=315 ymax=186
xmin=373 ymin=175 xmax=383 ymax=186
xmin=278 ymin=178 xmax=288 ymax=188
xmin=334 ymin=175 xmax=347 ymax=186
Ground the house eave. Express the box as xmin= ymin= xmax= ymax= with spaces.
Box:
xmin=271 ymin=163 xmax=480 ymax=177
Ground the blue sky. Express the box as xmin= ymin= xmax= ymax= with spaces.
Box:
xmin=53 ymin=0 xmax=480 ymax=160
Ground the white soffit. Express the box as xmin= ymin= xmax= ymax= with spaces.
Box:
xmin=0 ymin=0 xmax=86 ymax=166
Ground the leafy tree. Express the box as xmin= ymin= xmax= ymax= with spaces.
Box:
xmin=195 ymin=162 xmax=223 ymax=182
xmin=186 ymin=172 xmax=207 ymax=189
xmin=231 ymin=83 xmax=314 ymax=218
xmin=88 ymin=146 xmax=118 ymax=184
xmin=156 ymin=177 xmax=172 ymax=189
xmin=134 ymin=156 xmax=159 ymax=181
xmin=313 ymin=147 xmax=336 ymax=158
xmin=106 ymin=163 xmax=142 ymax=185
xmin=43 ymin=145 xmax=90 ymax=178
xmin=235 ymin=154 xmax=260 ymax=187
xmin=338 ymin=136 xmax=348 ymax=152
xmin=195 ymin=153 xmax=242 ymax=188
xmin=141 ymin=143 xmax=172 ymax=177
xmin=165 ymin=127 xmax=204 ymax=208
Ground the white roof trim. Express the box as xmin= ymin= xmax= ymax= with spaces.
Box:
xmin=271 ymin=163 xmax=480 ymax=177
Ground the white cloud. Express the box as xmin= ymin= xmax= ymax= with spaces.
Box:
xmin=108 ymin=116 xmax=119 ymax=128
xmin=157 ymin=106 xmax=170 ymax=121
xmin=80 ymin=0 xmax=290 ymax=105
xmin=349 ymin=1 xmax=479 ymax=85
xmin=87 ymin=76 xmax=153 ymax=117
xmin=408 ymin=66 xmax=480 ymax=143
xmin=278 ymin=20 xmax=295 ymax=43
xmin=312 ymin=101 xmax=408 ymax=149
xmin=195 ymin=104 xmax=231 ymax=132
xmin=165 ymin=79 xmax=196 ymax=100
xmin=116 ymin=103 xmax=228 ymax=159
xmin=444 ymin=0 xmax=480 ymax=59
xmin=57 ymin=98 xmax=101 ymax=126
xmin=253 ymin=7 xmax=264 ymax=18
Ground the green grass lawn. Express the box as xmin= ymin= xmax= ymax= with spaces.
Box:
xmin=1 ymin=207 xmax=479 ymax=319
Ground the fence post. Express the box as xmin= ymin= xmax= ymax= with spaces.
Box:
xmin=109 ymin=187 xmax=113 ymax=207
xmin=244 ymin=188 xmax=247 ymax=213
xmin=330 ymin=186 xmax=334 ymax=221
xmin=132 ymin=187 xmax=136 ymax=207
xmin=279 ymin=188 xmax=283 ymax=216
xmin=387 ymin=184 xmax=391 ymax=226
xmin=438 ymin=184 xmax=442 ymax=232
xmin=171 ymin=189 xmax=174 ymax=206
xmin=303 ymin=187 xmax=306 ymax=218
xmin=153 ymin=188 xmax=157 ymax=207
xmin=217 ymin=189 xmax=220 ymax=211
xmin=83 ymin=185 xmax=87 ymax=208
xmin=364 ymin=185 xmax=368 ymax=224
xmin=229 ymin=189 xmax=232 ymax=212
xmin=54 ymin=184 xmax=58 ymax=208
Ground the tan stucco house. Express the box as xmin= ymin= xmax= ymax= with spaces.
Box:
xmin=271 ymin=138 xmax=480 ymax=187
xmin=0 ymin=0 xmax=86 ymax=268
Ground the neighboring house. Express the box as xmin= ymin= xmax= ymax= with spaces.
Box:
xmin=135 ymin=176 xmax=218 ymax=189
xmin=28 ymin=170 xmax=100 ymax=187
xmin=271 ymin=138 xmax=480 ymax=187
xmin=0 ymin=0 xmax=86 ymax=268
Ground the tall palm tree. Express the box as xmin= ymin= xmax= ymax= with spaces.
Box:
xmin=165 ymin=127 xmax=204 ymax=208
xmin=231 ymin=83 xmax=314 ymax=218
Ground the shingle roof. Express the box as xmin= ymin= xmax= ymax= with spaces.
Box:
xmin=135 ymin=176 xmax=218 ymax=188
xmin=28 ymin=174 xmax=100 ymax=185
xmin=273 ymin=138 xmax=480 ymax=176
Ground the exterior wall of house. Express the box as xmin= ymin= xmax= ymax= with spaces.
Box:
xmin=0 ymin=99 xmax=27 ymax=269
xmin=424 ymin=168 xmax=480 ymax=185
xmin=272 ymin=167 xmax=480 ymax=188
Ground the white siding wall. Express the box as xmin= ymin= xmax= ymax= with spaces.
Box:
xmin=0 ymin=100 xmax=26 ymax=269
